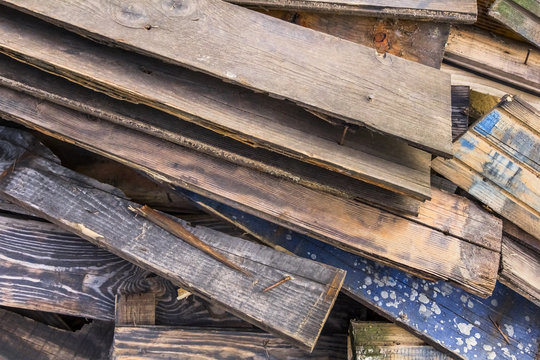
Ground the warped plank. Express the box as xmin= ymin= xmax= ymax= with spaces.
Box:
xmin=181 ymin=191 xmax=540 ymax=360
xmin=0 ymin=90 xmax=498 ymax=295
xmin=0 ymin=308 xmax=113 ymax=360
xmin=245 ymin=0 xmax=477 ymax=22
xmin=0 ymin=1 xmax=453 ymax=157
xmin=499 ymin=235 xmax=540 ymax=307
xmin=444 ymin=26 xmax=540 ymax=95
xmin=0 ymin=55 xmax=421 ymax=214
xmin=113 ymin=327 xmax=347 ymax=359
xmin=0 ymin=214 xmax=247 ymax=328
xmin=350 ymin=321 xmax=450 ymax=359
xmin=489 ymin=0 xmax=540 ymax=48
xmin=0 ymin=128 xmax=345 ymax=352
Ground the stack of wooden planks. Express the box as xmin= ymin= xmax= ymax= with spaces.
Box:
xmin=0 ymin=0 xmax=538 ymax=359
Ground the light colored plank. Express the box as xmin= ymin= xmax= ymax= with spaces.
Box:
xmin=116 ymin=293 xmax=156 ymax=326
xmin=489 ymin=0 xmax=540 ymax=48
xmin=0 ymin=0 xmax=453 ymax=157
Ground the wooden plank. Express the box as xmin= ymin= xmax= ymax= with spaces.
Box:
xmin=0 ymin=1 xmax=453 ymax=157
xmin=477 ymin=0 xmax=529 ymax=42
xmin=499 ymin=235 xmax=540 ymax=307
xmin=0 ymin=55 xmax=421 ymax=215
xmin=489 ymin=0 xmax=540 ymax=48
xmin=0 ymin=214 xmax=249 ymax=328
xmin=0 ymin=10 xmax=434 ymax=199
xmin=0 ymin=308 xmax=114 ymax=360
xmin=244 ymin=1 xmax=477 ymax=22
xmin=113 ymin=327 xmax=347 ymax=359
xmin=444 ymin=26 xmax=540 ymax=96
xmin=179 ymin=191 xmax=540 ymax=360
xmin=349 ymin=321 xmax=451 ymax=359
xmin=452 ymin=85 xmax=470 ymax=140
xmin=0 ymin=129 xmax=346 ymax=352
xmin=116 ymin=293 xmax=156 ymax=326
xmin=0 ymin=88 xmax=497 ymax=293
xmin=503 ymin=219 xmax=540 ymax=252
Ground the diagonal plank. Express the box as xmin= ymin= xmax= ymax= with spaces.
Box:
xmin=0 ymin=127 xmax=345 ymax=352
xmin=0 ymin=1 xmax=453 ymax=157
xmin=489 ymin=0 xmax=540 ymax=48
xmin=0 ymin=87 xmax=499 ymax=291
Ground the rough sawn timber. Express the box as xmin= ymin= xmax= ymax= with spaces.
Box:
xmin=0 ymin=128 xmax=346 ymax=352
xmin=0 ymin=88 xmax=499 ymax=294
xmin=0 ymin=1 xmax=453 ymax=157
xmin=489 ymin=0 xmax=540 ymax=48
xmin=180 ymin=191 xmax=540 ymax=360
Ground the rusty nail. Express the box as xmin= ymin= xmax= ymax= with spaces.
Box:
xmin=339 ymin=125 xmax=349 ymax=145
xmin=263 ymin=275 xmax=292 ymax=292
xmin=524 ymin=49 xmax=531 ymax=65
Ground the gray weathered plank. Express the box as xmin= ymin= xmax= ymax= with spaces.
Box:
xmin=0 ymin=0 xmax=453 ymax=157
xmin=489 ymin=0 xmax=540 ymax=48
xmin=0 ymin=128 xmax=345 ymax=352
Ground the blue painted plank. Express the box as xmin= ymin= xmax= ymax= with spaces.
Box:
xmin=179 ymin=189 xmax=540 ymax=360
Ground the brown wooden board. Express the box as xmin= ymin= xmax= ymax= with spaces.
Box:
xmin=489 ymin=0 xmax=540 ymax=48
xmin=445 ymin=26 xmax=540 ymax=96
xmin=0 ymin=308 xmax=113 ymax=360
xmin=0 ymin=89 xmax=502 ymax=296
xmin=0 ymin=54 xmax=421 ymax=215
xmin=0 ymin=1 xmax=453 ymax=157
xmin=116 ymin=293 xmax=156 ymax=326
xmin=451 ymin=85 xmax=470 ymax=140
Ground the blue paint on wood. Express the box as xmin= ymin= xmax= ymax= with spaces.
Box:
xmin=475 ymin=111 xmax=501 ymax=136
xmin=178 ymin=188 xmax=540 ymax=360
xmin=460 ymin=137 xmax=477 ymax=151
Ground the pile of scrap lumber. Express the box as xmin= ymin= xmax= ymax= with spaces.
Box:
xmin=0 ymin=0 xmax=537 ymax=359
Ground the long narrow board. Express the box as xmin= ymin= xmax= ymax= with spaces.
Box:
xmin=0 ymin=1 xmax=453 ymax=157
xmin=0 ymin=55 xmax=421 ymax=215
xmin=113 ymin=327 xmax=347 ymax=359
xmin=0 ymin=308 xmax=114 ymax=360
xmin=489 ymin=0 xmax=540 ymax=48
xmin=181 ymin=191 xmax=540 ymax=360
xmin=0 ymin=214 xmax=250 ymax=328
xmin=0 ymin=9 xmax=434 ymax=199
xmin=0 ymin=128 xmax=346 ymax=352
xmin=432 ymin=96 xmax=540 ymax=240
xmin=444 ymin=26 xmax=540 ymax=96
xmin=242 ymin=0 xmax=477 ymax=22
xmin=0 ymin=89 xmax=501 ymax=295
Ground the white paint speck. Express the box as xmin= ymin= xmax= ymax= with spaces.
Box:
xmin=364 ymin=277 xmax=372 ymax=286
xmin=390 ymin=291 xmax=396 ymax=300
xmin=225 ymin=71 xmax=237 ymax=79
xmin=310 ymin=253 xmax=317 ymax=260
xmin=491 ymin=299 xmax=498 ymax=307
xmin=483 ymin=345 xmax=493 ymax=351
xmin=285 ymin=234 xmax=292 ymax=240
xmin=457 ymin=338 xmax=464 ymax=345
xmin=418 ymin=293 xmax=429 ymax=304
xmin=381 ymin=291 xmax=389 ymax=299
xmin=431 ymin=302 xmax=441 ymax=315
xmin=458 ymin=323 xmax=473 ymax=335
xmin=503 ymin=324 xmax=514 ymax=337
xmin=525 ymin=316 xmax=530 ymax=322
xmin=460 ymin=295 xmax=468 ymax=303
xmin=474 ymin=320 xmax=481 ymax=326
xmin=487 ymin=351 xmax=496 ymax=359
xmin=475 ymin=333 xmax=480 ymax=339
xmin=374 ymin=296 xmax=379 ymax=301
xmin=468 ymin=300 xmax=474 ymax=308
xmin=466 ymin=336 xmax=477 ymax=349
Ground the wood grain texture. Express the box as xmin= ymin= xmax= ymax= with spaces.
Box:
xmin=113 ymin=327 xmax=347 ymax=359
xmin=477 ymin=0 xmax=529 ymax=42
xmin=0 ymin=55 xmax=421 ymax=214
xmin=0 ymin=214 xmax=249 ymax=328
xmin=0 ymin=91 xmax=500 ymax=294
xmin=350 ymin=321 xmax=450 ymax=359
xmin=116 ymin=293 xmax=156 ymax=326
xmin=489 ymin=0 xmax=540 ymax=48
xmin=179 ymin=192 xmax=540 ymax=360
xmin=452 ymin=85 xmax=470 ymax=140
xmin=0 ymin=10 xmax=434 ymax=199
xmin=0 ymin=1 xmax=453 ymax=157
xmin=444 ymin=26 xmax=540 ymax=96
xmin=242 ymin=0 xmax=477 ymax=22
xmin=0 ymin=308 xmax=113 ymax=360
xmin=499 ymin=235 xmax=540 ymax=307
xmin=0 ymin=128 xmax=346 ymax=352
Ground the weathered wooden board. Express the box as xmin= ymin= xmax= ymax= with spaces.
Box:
xmin=0 ymin=308 xmax=114 ymax=360
xmin=444 ymin=26 xmax=540 ymax=96
xmin=0 ymin=9 xmax=436 ymax=199
xmin=452 ymin=85 xmax=470 ymax=140
xmin=0 ymin=128 xmax=346 ymax=352
xmin=113 ymin=327 xmax=347 ymax=359
xmin=477 ymin=0 xmax=529 ymax=42
xmin=433 ymin=96 xmax=540 ymax=240
xmin=350 ymin=321 xmax=450 ymax=359
xmin=0 ymin=1 xmax=453 ymax=157
xmin=0 ymin=55 xmax=421 ymax=215
xmin=489 ymin=0 xmax=540 ymax=48
xmin=0 ymin=214 xmax=249 ymax=328
xmin=181 ymin=191 xmax=540 ymax=360
xmin=499 ymin=235 xmax=540 ymax=307
xmin=0 ymin=88 xmax=499 ymax=293
xmin=245 ymin=0 xmax=477 ymax=22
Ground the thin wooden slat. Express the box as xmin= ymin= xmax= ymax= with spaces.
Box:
xmin=113 ymin=327 xmax=347 ymax=359
xmin=489 ymin=0 xmax=540 ymax=48
xmin=0 ymin=128 xmax=346 ymax=352
xmin=452 ymin=85 xmax=470 ymax=141
xmin=0 ymin=1 xmax=453 ymax=157
xmin=181 ymin=192 xmax=540 ymax=360
xmin=349 ymin=321 xmax=451 ymax=359
xmin=0 ymin=54 xmax=421 ymax=215
xmin=0 ymin=89 xmax=499 ymax=295
xmin=0 ymin=9 xmax=434 ymax=199
xmin=444 ymin=26 xmax=540 ymax=96
xmin=0 ymin=308 xmax=114 ymax=360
